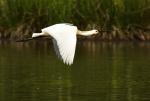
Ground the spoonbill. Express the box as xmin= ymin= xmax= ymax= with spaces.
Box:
xmin=32 ymin=23 xmax=99 ymax=65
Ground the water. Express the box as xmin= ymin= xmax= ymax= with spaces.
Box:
xmin=0 ymin=40 xmax=150 ymax=101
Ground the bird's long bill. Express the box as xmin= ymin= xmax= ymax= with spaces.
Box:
xmin=98 ymin=29 xmax=111 ymax=33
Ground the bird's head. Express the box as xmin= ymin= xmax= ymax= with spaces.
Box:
xmin=77 ymin=29 xmax=99 ymax=36
xmin=91 ymin=29 xmax=99 ymax=35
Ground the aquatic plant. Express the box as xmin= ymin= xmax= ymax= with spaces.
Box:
xmin=0 ymin=0 xmax=150 ymax=40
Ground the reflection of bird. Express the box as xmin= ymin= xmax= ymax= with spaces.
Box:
xmin=32 ymin=23 xmax=99 ymax=65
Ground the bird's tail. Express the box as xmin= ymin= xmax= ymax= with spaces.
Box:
xmin=32 ymin=33 xmax=43 ymax=38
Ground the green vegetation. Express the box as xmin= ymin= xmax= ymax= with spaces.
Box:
xmin=0 ymin=0 xmax=150 ymax=40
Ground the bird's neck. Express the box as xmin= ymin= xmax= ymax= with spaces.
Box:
xmin=77 ymin=30 xmax=94 ymax=36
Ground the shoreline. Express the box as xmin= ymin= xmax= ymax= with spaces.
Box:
xmin=0 ymin=25 xmax=150 ymax=42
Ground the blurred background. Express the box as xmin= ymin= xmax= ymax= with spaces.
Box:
xmin=0 ymin=1 xmax=150 ymax=101
xmin=0 ymin=0 xmax=150 ymax=40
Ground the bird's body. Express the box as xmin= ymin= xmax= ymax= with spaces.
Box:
xmin=32 ymin=23 xmax=98 ymax=65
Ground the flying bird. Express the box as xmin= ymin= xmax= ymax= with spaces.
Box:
xmin=32 ymin=23 xmax=99 ymax=65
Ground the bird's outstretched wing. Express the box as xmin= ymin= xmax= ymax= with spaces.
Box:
xmin=42 ymin=24 xmax=77 ymax=65
xmin=52 ymin=39 xmax=62 ymax=60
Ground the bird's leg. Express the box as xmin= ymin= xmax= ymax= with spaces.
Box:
xmin=16 ymin=37 xmax=34 ymax=42
xmin=16 ymin=36 xmax=50 ymax=42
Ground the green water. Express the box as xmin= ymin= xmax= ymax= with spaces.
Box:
xmin=0 ymin=41 xmax=150 ymax=101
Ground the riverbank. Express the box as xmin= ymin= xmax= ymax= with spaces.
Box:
xmin=0 ymin=0 xmax=149 ymax=41
xmin=0 ymin=24 xmax=150 ymax=41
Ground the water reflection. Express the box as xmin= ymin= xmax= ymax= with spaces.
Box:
xmin=0 ymin=41 xmax=150 ymax=101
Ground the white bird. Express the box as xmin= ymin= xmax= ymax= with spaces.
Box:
xmin=32 ymin=23 xmax=99 ymax=65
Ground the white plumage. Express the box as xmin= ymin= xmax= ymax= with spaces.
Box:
xmin=32 ymin=23 xmax=98 ymax=65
